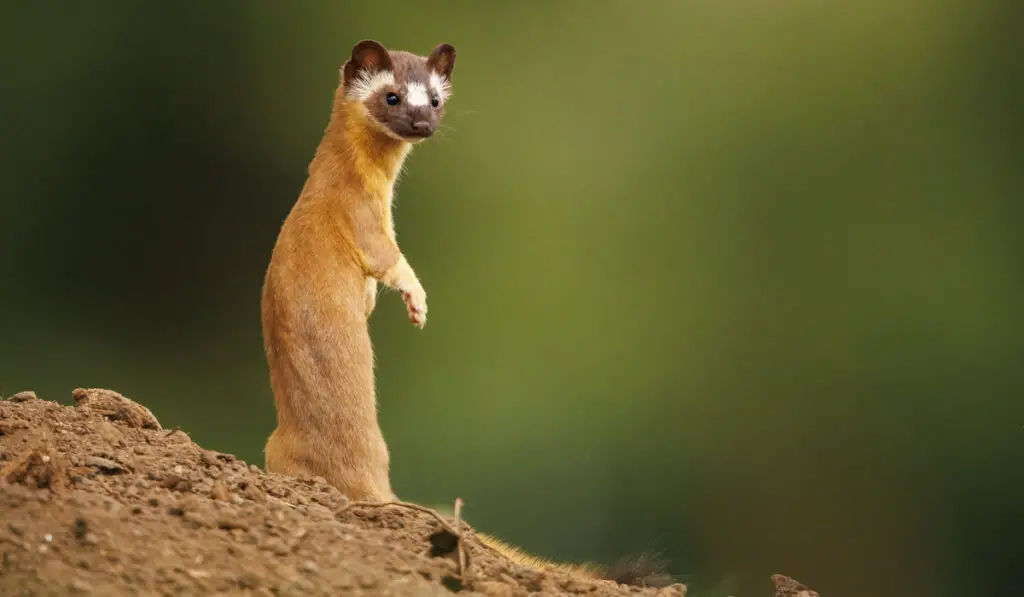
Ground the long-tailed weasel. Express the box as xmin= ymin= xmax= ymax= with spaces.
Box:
xmin=261 ymin=39 xmax=673 ymax=589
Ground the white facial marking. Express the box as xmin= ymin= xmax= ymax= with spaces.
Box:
xmin=406 ymin=82 xmax=429 ymax=107
xmin=429 ymin=73 xmax=451 ymax=102
xmin=346 ymin=69 xmax=395 ymax=101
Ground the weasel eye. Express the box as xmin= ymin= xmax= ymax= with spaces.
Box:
xmin=430 ymin=95 xmax=440 ymax=108
xmin=386 ymin=93 xmax=400 ymax=106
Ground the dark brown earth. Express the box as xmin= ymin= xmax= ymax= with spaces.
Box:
xmin=0 ymin=388 xmax=819 ymax=597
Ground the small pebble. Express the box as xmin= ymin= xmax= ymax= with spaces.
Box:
xmin=84 ymin=456 xmax=128 ymax=474
xmin=264 ymin=538 xmax=290 ymax=556
xmin=159 ymin=474 xmax=191 ymax=492
xmin=217 ymin=518 xmax=249 ymax=531
xmin=8 ymin=390 xmax=38 ymax=402
xmin=69 ymin=578 xmax=93 ymax=593
xmin=211 ymin=482 xmax=230 ymax=501
xmin=656 ymin=584 xmax=688 ymax=597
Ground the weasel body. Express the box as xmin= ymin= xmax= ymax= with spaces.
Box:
xmin=261 ymin=39 xmax=673 ymax=589
xmin=261 ymin=40 xmax=448 ymax=501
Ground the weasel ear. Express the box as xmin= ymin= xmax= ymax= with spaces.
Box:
xmin=426 ymin=43 xmax=456 ymax=80
xmin=343 ymin=39 xmax=393 ymax=85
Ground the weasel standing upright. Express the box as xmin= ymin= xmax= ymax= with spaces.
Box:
xmin=261 ymin=39 xmax=446 ymax=501
xmin=261 ymin=39 xmax=673 ymax=588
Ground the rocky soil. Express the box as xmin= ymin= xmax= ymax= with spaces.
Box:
xmin=0 ymin=388 xmax=818 ymax=597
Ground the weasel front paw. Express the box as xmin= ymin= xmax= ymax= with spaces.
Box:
xmin=364 ymin=278 xmax=378 ymax=318
xmin=401 ymin=285 xmax=427 ymax=329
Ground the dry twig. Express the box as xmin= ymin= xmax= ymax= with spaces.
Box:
xmin=339 ymin=498 xmax=472 ymax=577
xmin=453 ymin=497 xmax=467 ymax=576
xmin=339 ymin=500 xmax=460 ymax=536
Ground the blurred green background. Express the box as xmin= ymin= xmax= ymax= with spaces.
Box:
xmin=2 ymin=2 xmax=1021 ymax=595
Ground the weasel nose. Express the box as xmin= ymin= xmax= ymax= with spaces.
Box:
xmin=411 ymin=120 xmax=434 ymax=135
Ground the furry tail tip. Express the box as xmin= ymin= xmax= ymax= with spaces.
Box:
xmin=599 ymin=551 xmax=677 ymax=588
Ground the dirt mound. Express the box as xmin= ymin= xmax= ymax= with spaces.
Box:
xmin=0 ymin=389 xmax=816 ymax=596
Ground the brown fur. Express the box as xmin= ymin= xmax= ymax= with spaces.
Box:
xmin=476 ymin=534 xmax=675 ymax=588
xmin=261 ymin=40 xmax=435 ymax=501
xmin=260 ymin=39 xmax=670 ymax=588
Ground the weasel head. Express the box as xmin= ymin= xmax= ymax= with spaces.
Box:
xmin=341 ymin=40 xmax=456 ymax=144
